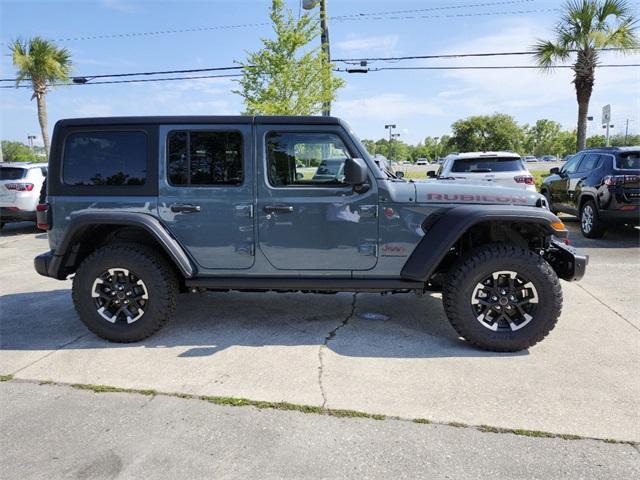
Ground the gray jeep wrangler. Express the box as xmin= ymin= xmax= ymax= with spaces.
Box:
xmin=35 ymin=116 xmax=587 ymax=351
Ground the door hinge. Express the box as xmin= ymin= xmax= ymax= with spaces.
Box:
xmin=234 ymin=204 xmax=254 ymax=218
xmin=358 ymin=244 xmax=377 ymax=256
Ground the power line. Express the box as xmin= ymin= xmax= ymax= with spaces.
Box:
xmin=334 ymin=48 xmax=627 ymax=63
xmin=336 ymin=64 xmax=640 ymax=72
xmin=0 ymin=2 xmax=549 ymax=45
xmin=0 ymin=73 xmax=242 ymax=89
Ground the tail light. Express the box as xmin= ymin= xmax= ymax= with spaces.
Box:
xmin=514 ymin=175 xmax=535 ymax=185
xmin=5 ymin=182 xmax=34 ymax=191
xmin=36 ymin=203 xmax=49 ymax=231
xmin=604 ymin=175 xmax=640 ymax=186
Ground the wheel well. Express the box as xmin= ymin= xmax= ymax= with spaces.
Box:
xmin=432 ymin=220 xmax=549 ymax=277
xmin=60 ymin=225 xmax=184 ymax=284
xmin=578 ymin=194 xmax=596 ymax=212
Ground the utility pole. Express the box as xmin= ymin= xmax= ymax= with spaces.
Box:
xmin=303 ymin=0 xmax=331 ymax=116
xmin=625 ymin=119 xmax=630 ymax=145
xmin=385 ymin=124 xmax=396 ymax=160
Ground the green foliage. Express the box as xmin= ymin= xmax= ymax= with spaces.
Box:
xmin=450 ymin=114 xmax=524 ymax=153
xmin=523 ymin=119 xmax=577 ymax=157
xmin=233 ymin=0 xmax=344 ymax=115
xmin=1 ymin=141 xmax=38 ymax=162
xmin=10 ymin=36 xmax=71 ymax=95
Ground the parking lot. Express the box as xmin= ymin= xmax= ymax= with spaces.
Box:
xmin=1 ymin=217 xmax=638 ymax=445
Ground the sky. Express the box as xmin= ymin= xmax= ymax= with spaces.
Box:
xmin=1 ymin=0 xmax=639 ymax=147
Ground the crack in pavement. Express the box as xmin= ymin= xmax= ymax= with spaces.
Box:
xmin=11 ymin=332 xmax=91 ymax=376
xmin=576 ymin=284 xmax=639 ymax=333
xmin=317 ymin=293 xmax=357 ymax=408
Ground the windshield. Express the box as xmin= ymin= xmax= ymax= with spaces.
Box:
xmin=618 ymin=152 xmax=640 ymax=170
xmin=0 ymin=167 xmax=27 ymax=180
xmin=451 ymin=157 xmax=525 ymax=173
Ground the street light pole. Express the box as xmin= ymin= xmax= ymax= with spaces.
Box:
xmin=385 ymin=124 xmax=396 ymax=160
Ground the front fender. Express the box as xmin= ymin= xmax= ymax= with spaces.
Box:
xmin=400 ymin=205 xmax=565 ymax=282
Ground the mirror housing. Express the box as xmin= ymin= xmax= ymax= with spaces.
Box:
xmin=395 ymin=171 xmax=405 ymax=179
xmin=344 ymin=157 xmax=369 ymax=185
xmin=550 ymin=167 xmax=560 ymax=175
xmin=426 ymin=170 xmax=436 ymax=178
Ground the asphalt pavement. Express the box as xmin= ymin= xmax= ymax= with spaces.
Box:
xmin=1 ymin=219 xmax=639 ymax=478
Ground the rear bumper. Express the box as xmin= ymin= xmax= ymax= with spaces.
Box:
xmin=546 ymin=238 xmax=588 ymax=282
xmin=599 ymin=208 xmax=640 ymax=225
xmin=0 ymin=206 xmax=36 ymax=222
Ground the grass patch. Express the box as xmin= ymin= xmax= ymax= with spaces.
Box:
xmin=71 ymin=383 xmax=157 ymax=396
xmin=477 ymin=424 xmax=584 ymax=440
xmin=0 ymin=374 xmax=14 ymax=382
xmin=413 ymin=418 xmax=432 ymax=424
xmin=447 ymin=421 xmax=469 ymax=428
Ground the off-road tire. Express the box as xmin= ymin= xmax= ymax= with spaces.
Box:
xmin=579 ymin=199 xmax=606 ymax=239
xmin=72 ymin=243 xmax=178 ymax=342
xmin=442 ymin=244 xmax=562 ymax=352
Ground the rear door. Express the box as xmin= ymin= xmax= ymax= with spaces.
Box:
xmin=256 ymin=124 xmax=378 ymax=271
xmin=158 ymin=124 xmax=255 ymax=270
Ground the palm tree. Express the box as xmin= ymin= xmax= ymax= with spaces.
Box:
xmin=533 ymin=0 xmax=638 ymax=151
xmin=10 ymin=37 xmax=72 ymax=158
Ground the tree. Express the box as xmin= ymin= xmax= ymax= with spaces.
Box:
xmin=234 ymin=0 xmax=344 ymax=115
xmin=533 ymin=0 xmax=638 ymax=152
xmin=1 ymin=140 xmax=38 ymax=162
xmin=524 ymin=119 xmax=564 ymax=156
xmin=450 ymin=114 xmax=524 ymax=152
xmin=10 ymin=37 xmax=72 ymax=159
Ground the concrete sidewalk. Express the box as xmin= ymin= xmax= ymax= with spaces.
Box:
xmin=2 ymin=381 xmax=638 ymax=480
xmin=1 ymin=221 xmax=639 ymax=443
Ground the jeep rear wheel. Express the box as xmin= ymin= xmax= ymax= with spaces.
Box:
xmin=72 ymin=244 xmax=178 ymax=342
xmin=442 ymin=244 xmax=562 ymax=352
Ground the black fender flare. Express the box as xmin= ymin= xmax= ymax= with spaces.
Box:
xmin=400 ymin=205 xmax=565 ymax=282
xmin=47 ymin=211 xmax=195 ymax=279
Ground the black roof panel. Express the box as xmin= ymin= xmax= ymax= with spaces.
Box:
xmin=54 ymin=115 xmax=342 ymax=128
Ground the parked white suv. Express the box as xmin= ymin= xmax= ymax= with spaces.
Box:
xmin=427 ymin=152 xmax=535 ymax=191
xmin=0 ymin=162 xmax=48 ymax=228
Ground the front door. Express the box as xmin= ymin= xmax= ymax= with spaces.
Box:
xmin=550 ymin=154 xmax=582 ymax=210
xmin=256 ymin=125 xmax=378 ymax=271
xmin=158 ymin=124 xmax=254 ymax=270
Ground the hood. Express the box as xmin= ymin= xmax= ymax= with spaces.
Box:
xmin=413 ymin=181 xmax=544 ymax=207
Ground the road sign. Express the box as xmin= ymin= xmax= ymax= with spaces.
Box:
xmin=602 ymin=104 xmax=611 ymax=125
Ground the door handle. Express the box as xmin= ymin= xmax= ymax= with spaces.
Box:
xmin=264 ymin=205 xmax=294 ymax=213
xmin=170 ymin=203 xmax=201 ymax=213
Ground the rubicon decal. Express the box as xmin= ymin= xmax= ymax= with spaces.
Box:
xmin=426 ymin=193 xmax=530 ymax=204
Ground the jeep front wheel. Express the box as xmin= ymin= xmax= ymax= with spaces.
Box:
xmin=442 ymin=244 xmax=562 ymax=352
xmin=72 ymin=244 xmax=178 ymax=342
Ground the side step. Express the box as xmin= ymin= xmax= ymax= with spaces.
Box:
xmin=185 ymin=277 xmax=425 ymax=293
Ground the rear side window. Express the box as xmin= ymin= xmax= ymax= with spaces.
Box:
xmin=63 ymin=131 xmax=147 ymax=186
xmin=0 ymin=167 xmax=27 ymax=180
xmin=167 ymin=130 xmax=243 ymax=186
xmin=450 ymin=157 xmax=524 ymax=173
xmin=618 ymin=152 xmax=640 ymax=170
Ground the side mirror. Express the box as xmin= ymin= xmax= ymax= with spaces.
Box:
xmin=344 ymin=157 xmax=368 ymax=185
xmin=426 ymin=170 xmax=436 ymax=178
xmin=395 ymin=171 xmax=405 ymax=179
xmin=295 ymin=172 xmax=304 ymax=180
xmin=550 ymin=167 xmax=560 ymax=175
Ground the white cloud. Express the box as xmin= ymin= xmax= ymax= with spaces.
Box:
xmin=334 ymin=93 xmax=443 ymax=120
xmin=335 ymin=34 xmax=399 ymax=56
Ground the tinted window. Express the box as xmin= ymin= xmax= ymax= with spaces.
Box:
xmin=618 ymin=152 xmax=640 ymax=170
xmin=0 ymin=167 xmax=27 ymax=180
xmin=450 ymin=157 xmax=524 ymax=173
xmin=266 ymin=132 xmax=352 ymax=187
xmin=167 ymin=131 xmax=243 ymax=186
xmin=562 ymin=154 xmax=582 ymax=174
xmin=63 ymin=131 xmax=147 ymax=186
xmin=577 ymin=153 xmax=599 ymax=172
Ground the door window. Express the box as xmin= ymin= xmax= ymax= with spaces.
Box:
xmin=577 ymin=153 xmax=600 ymax=172
xmin=167 ymin=130 xmax=243 ymax=186
xmin=562 ymin=154 xmax=582 ymax=174
xmin=266 ymin=132 xmax=351 ymax=187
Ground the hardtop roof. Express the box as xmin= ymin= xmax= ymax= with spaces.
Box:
xmin=54 ymin=115 xmax=344 ymax=128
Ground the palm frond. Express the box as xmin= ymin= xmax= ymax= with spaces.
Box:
xmin=532 ymin=39 xmax=571 ymax=70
